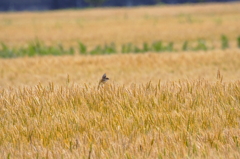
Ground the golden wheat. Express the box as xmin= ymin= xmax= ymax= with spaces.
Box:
xmin=0 ymin=2 xmax=240 ymax=48
xmin=1 ymin=49 xmax=240 ymax=88
xmin=0 ymin=2 xmax=240 ymax=158
xmin=0 ymin=78 xmax=240 ymax=158
xmin=0 ymin=49 xmax=240 ymax=158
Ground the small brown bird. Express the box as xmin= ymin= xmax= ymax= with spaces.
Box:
xmin=98 ymin=73 xmax=109 ymax=89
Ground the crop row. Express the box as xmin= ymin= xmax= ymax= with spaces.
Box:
xmin=0 ymin=35 xmax=240 ymax=58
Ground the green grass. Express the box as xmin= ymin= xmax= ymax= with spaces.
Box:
xmin=182 ymin=41 xmax=189 ymax=51
xmin=0 ymin=41 xmax=74 ymax=58
xmin=193 ymin=39 xmax=208 ymax=51
xmin=78 ymin=41 xmax=87 ymax=54
xmin=121 ymin=43 xmax=134 ymax=53
xmin=221 ymin=35 xmax=229 ymax=50
xmin=0 ymin=35 xmax=239 ymax=58
xmin=237 ymin=36 xmax=240 ymax=48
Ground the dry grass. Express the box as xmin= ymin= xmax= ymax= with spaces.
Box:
xmin=0 ymin=74 xmax=240 ymax=159
xmin=0 ymin=2 xmax=240 ymax=48
xmin=0 ymin=50 xmax=240 ymax=158
xmin=0 ymin=2 xmax=240 ymax=158
xmin=0 ymin=49 xmax=240 ymax=88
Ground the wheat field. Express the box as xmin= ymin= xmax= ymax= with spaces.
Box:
xmin=1 ymin=50 xmax=240 ymax=158
xmin=0 ymin=77 xmax=240 ymax=159
xmin=0 ymin=2 xmax=240 ymax=159
xmin=0 ymin=2 xmax=240 ymax=48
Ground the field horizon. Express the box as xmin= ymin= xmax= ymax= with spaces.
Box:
xmin=0 ymin=2 xmax=240 ymax=48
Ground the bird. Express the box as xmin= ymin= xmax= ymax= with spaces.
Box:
xmin=98 ymin=73 xmax=109 ymax=89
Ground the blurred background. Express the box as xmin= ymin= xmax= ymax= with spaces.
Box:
xmin=0 ymin=0 xmax=240 ymax=87
xmin=0 ymin=0 xmax=238 ymax=11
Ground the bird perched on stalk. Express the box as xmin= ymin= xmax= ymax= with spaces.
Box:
xmin=98 ymin=73 xmax=109 ymax=89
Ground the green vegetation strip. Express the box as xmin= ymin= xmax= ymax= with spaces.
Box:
xmin=1 ymin=35 xmax=240 ymax=58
